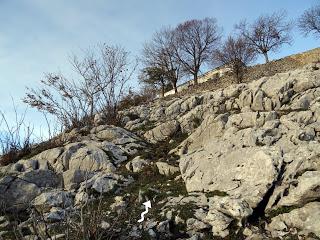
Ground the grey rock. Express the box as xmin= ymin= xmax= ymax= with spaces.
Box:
xmin=126 ymin=156 xmax=149 ymax=173
xmin=32 ymin=190 xmax=73 ymax=212
xmin=63 ymin=169 xmax=93 ymax=190
xmin=0 ymin=170 xmax=62 ymax=211
xmin=186 ymin=218 xmax=210 ymax=232
xmin=144 ymin=120 xmax=180 ymax=142
xmin=267 ymin=202 xmax=320 ymax=238
xmin=45 ymin=207 xmax=66 ymax=222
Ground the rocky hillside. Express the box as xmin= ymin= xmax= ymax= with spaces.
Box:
xmin=172 ymin=47 xmax=320 ymax=98
xmin=1 ymin=64 xmax=320 ymax=239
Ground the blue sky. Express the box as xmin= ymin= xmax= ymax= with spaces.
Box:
xmin=0 ymin=0 xmax=318 ymax=136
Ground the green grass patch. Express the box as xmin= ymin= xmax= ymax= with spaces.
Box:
xmin=267 ymin=205 xmax=300 ymax=219
xmin=205 ymin=190 xmax=229 ymax=198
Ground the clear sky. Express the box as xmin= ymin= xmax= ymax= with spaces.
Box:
xmin=0 ymin=0 xmax=318 ymax=136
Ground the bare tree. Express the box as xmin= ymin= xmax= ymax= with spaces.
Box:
xmin=23 ymin=44 xmax=135 ymax=129
xmin=236 ymin=11 xmax=292 ymax=63
xmin=298 ymin=5 xmax=320 ymax=38
xmin=142 ymin=27 xmax=181 ymax=93
xmin=173 ymin=18 xmax=222 ymax=85
xmin=213 ymin=36 xmax=257 ymax=83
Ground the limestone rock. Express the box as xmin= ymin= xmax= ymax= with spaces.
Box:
xmin=65 ymin=143 xmax=116 ymax=173
xmin=267 ymin=202 xmax=320 ymax=238
xmin=77 ymin=172 xmax=130 ymax=194
xmin=180 ymin=147 xmax=283 ymax=208
xmin=63 ymin=169 xmax=94 ymax=190
xmin=0 ymin=170 xmax=62 ymax=211
xmin=144 ymin=120 xmax=180 ymax=142
xmin=205 ymin=209 xmax=233 ymax=238
xmin=186 ymin=218 xmax=210 ymax=232
xmin=277 ymin=171 xmax=320 ymax=207
xmin=45 ymin=207 xmax=66 ymax=222
xmin=32 ymin=190 xmax=73 ymax=212
xmin=93 ymin=125 xmax=141 ymax=144
xmin=156 ymin=162 xmax=180 ymax=176
xmin=126 ymin=156 xmax=149 ymax=173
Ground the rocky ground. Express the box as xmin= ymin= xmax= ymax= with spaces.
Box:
xmin=1 ymin=64 xmax=320 ymax=239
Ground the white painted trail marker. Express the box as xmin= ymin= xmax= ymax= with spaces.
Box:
xmin=137 ymin=200 xmax=152 ymax=223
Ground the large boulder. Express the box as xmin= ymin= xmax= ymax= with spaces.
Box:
xmin=32 ymin=190 xmax=73 ymax=212
xmin=0 ymin=170 xmax=62 ymax=211
xmin=266 ymin=143 xmax=320 ymax=211
xmin=205 ymin=196 xmax=253 ymax=238
xmin=77 ymin=172 xmax=132 ymax=194
xmin=62 ymin=169 xmax=94 ymax=190
xmin=156 ymin=162 xmax=180 ymax=176
xmin=144 ymin=120 xmax=180 ymax=143
xmin=180 ymin=146 xmax=283 ymax=208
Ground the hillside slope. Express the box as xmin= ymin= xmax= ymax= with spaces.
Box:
xmin=1 ymin=63 xmax=320 ymax=239
xmin=169 ymin=47 xmax=320 ymax=98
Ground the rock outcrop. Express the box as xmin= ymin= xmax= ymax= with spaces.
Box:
xmin=1 ymin=64 xmax=320 ymax=239
xmin=120 ymin=65 xmax=320 ymax=239
xmin=0 ymin=125 xmax=144 ymax=212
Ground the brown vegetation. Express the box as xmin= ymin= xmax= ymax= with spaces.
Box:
xmin=23 ymin=44 xmax=135 ymax=130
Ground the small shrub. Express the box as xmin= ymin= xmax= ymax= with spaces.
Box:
xmin=192 ymin=117 xmax=202 ymax=128
xmin=126 ymin=113 xmax=140 ymax=121
xmin=0 ymin=107 xmax=33 ymax=166
xmin=118 ymin=87 xmax=156 ymax=111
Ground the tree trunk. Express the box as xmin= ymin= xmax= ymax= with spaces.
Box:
xmin=193 ymin=73 xmax=198 ymax=85
xmin=263 ymin=52 xmax=269 ymax=63
xmin=172 ymin=81 xmax=178 ymax=94
xmin=89 ymin=99 xmax=94 ymax=119
xmin=161 ymin=85 xmax=165 ymax=98
xmin=235 ymin=68 xmax=241 ymax=84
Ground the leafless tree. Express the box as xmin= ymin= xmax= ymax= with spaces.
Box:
xmin=298 ymin=5 xmax=320 ymax=38
xmin=236 ymin=11 xmax=293 ymax=63
xmin=173 ymin=18 xmax=222 ymax=85
xmin=213 ymin=36 xmax=257 ymax=83
xmin=23 ymin=44 xmax=135 ymax=129
xmin=142 ymin=27 xmax=181 ymax=93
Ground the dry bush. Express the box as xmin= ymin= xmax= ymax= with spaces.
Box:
xmin=118 ymin=86 xmax=157 ymax=111
xmin=24 ymin=44 xmax=136 ymax=130
xmin=0 ymin=104 xmax=33 ymax=166
xmin=0 ymin=104 xmax=66 ymax=166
